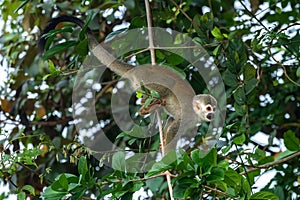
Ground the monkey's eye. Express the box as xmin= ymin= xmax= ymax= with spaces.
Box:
xmin=206 ymin=105 xmax=212 ymax=112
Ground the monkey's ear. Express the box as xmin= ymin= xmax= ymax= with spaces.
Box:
xmin=192 ymin=98 xmax=203 ymax=113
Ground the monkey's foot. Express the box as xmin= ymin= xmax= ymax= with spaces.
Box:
xmin=161 ymin=171 xmax=176 ymax=177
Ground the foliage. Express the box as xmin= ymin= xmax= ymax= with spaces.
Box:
xmin=0 ymin=0 xmax=299 ymax=199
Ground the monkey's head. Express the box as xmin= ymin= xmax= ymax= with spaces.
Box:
xmin=193 ymin=94 xmax=217 ymax=122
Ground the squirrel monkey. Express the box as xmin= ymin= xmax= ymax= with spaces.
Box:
xmin=38 ymin=15 xmax=217 ymax=153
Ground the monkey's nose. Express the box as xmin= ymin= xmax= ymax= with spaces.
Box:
xmin=206 ymin=113 xmax=214 ymax=120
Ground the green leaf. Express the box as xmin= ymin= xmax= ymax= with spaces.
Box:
xmin=128 ymin=138 xmax=136 ymax=145
xmin=233 ymin=87 xmax=246 ymax=105
xmin=211 ymin=27 xmax=224 ymax=40
xmin=116 ymin=131 xmax=130 ymax=139
xmin=296 ymin=67 xmax=300 ymax=78
xmin=234 ymin=103 xmax=246 ymax=116
xmin=130 ymin=125 xmax=146 ymax=138
xmin=150 ymin=90 xmax=160 ymax=98
xmin=76 ymin=38 xmax=88 ymax=56
xmin=78 ymin=156 xmax=88 ymax=179
xmin=48 ymin=60 xmax=56 ymax=73
xmin=41 ymin=186 xmax=68 ymax=200
xmin=166 ymin=53 xmax=184 ymax=65
xmin=17 ymin=192 xmax=26 ymax=200
xmin=244 ymin=63 xmax=256 ymax=82
xmin=106 ymin=28 xmax=129 ymax=42
xmin=176 ymin=150 xmax=195 ymax=170
xmin=43 ymin=41 xmax=78 ymax=60
xmin=245 ymin=78 xmax=258 ymax=95
xmin=79 ymin=13 xmax=94 ymax=40
xmin=190 ymin=149 xmax=204 ymax=165
xmin=44 ymin=60 xmax=61 ymax=79
xmin=147 ymin=161 xmax=169 ymax=177
xmin=146 ymin=177 xmax=164 ymax=192
xmin=22 ymin=185 xmax=35 ymax=195
xmin=42 ymin=73 xmax=54 ymax=80
xmin=112 ymin=151 xmax=126 ymax=171
xmin=273 ymin=186 xmax=285 ymax=200
xmin=117 ymin=126 xmax=147 ymax=140
xmin=283 ymin=130 xmax=300 ymax=151
xmin=58 ymin=174 xmax=69 ymax=191
xmin=140 ymin=82 xmax=150 ymax=93
xmin=224 ymin=168 xmax=241 ymax=188
xmin=233 ymin=133 xmax=246 ymax=145
xmin=275 ymin=149 xmax=296 ymax=161
xmin=136 ymin=90 xmax=143 ymax=98
xmin=41 ymin=27 xmax=74 ymax=39
xmin=162 ymin=65 xmax=186 ymax=80
xmin=250 ymin=191 xmax=279 ymax=200
xmin=212 ymin=45 xmax=221 ymax=56
xmin=14 ymin=0 xmax=30 ymax=13
xmin=191 ymin=148 xmax=217 ymax=168
xmin=173 ymin=184 xmax=187 ymax=198
xmin=144 ymin=97 xmax=153 ymax=108
xmin=253 ymin=148 xmax=266 ymax=160
xmin=131 ymin=16 xmax=147 ymax=28
xmin=223 ymin=69 xmax=238 ymax=87
xmin=207 ymin=167 xmax=225 ymax=183
xmin=146 ymin=151 xmax=176 ymax=177
xmin=130 ymin=181 xmax=144 ymax=192
xmin=242 ymin=178 xmax=252 ymax=198
xmin=275 ymin=7 xmax=282 ymax=14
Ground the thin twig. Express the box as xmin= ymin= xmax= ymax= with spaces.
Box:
xmin=94 ymin=80 xmax=118 ymax=104
xmin=99 ymin=169 xmax=173 ymax=185
xmin=281 ymin=122 xmax=300 ymax=128
xmin=169 ymin=0 xmax=193 ymax=22
xmin=156 ymin=110 xmax=165 ymax=156
xmin=203 ymin=185 xmax=235 ymax=199
xmin=156 ymin=109 xmax=174 ymax=200
xmin=268 ymin=48 xmax=300 ymax=87
xmin=145 ymin=0 xmax=174 ymax=199
xmin=145 ymin=0 xmax=156 ymax=65
xmin=241 ymin=151 xmax=300 ymax=175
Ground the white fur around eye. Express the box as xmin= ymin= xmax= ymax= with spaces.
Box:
xmin=206 ymin=105 xmax=212 ymax=111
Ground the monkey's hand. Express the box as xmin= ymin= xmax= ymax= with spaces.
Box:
xmin=138 ymin=98 xmax=166 ymax=115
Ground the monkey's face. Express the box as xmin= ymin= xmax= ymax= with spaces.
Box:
xmin=192 ymin=95 xmax=217 ymax=122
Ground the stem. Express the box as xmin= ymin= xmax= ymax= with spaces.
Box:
xmin=241 ymin=151 xmax=300 ymax=175
xmin=145 ymin=0 xmax=156 ymax=65
xmin=144 ymin=0 xmax=174 ymax=198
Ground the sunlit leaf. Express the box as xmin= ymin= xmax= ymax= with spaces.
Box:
xmin=211 ymin=27 xmax=224 ymax=40
xmin=250 ymin=191 xmax=279 ymax=200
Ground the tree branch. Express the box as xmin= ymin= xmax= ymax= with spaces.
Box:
xmin=203 ymin=185 xmax=235 ymax=199
xmin=145 ymin=0 xmax=174 ymax=199
xmin=145 ymin=0 xmax=156 ymax=65
xmin=241 ymin=151 xmax=300 ymax=175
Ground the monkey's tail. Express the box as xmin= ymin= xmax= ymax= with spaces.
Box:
xmin=39 ymin=15 xmax=133 ymax=76
xmin=38 ymin=15 xmax=91 ymax=53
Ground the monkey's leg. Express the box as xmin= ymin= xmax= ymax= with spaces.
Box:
xmin=164 ymin=117 xmax=180 ymax=153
